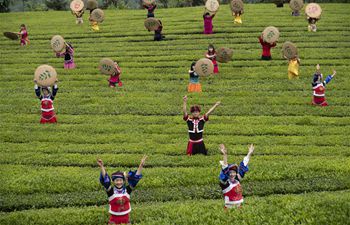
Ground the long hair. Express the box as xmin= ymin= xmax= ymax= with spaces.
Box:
xmin=190 ymin=62 xmax=196 ymax=70
xmin=208 ymin=44 xmax=215 ymax=53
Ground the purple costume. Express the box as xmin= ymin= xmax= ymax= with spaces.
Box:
xmin=203 ymin=14 xmax=214 ymax=34
xmin=20 ymin=30 xmax=28 ymax=46
xmin=56 ymin=45 xmax=75 ymax=69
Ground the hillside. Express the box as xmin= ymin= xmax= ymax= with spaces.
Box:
xmin=0 ymin=4 xmax=349 ymax=225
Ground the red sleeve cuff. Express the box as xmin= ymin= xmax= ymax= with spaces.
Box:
xmin=183 ymin=115 xmax=189 ymax=121
xmin=204 ymin=115 xmax=209 ymax=121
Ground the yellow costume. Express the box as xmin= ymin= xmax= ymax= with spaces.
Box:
xmin=288 ymin=59 xmax=300 ymax=79
xmin=91 ymin=21 xmax=99 ymax=31
xmin=234 ymin=15 xmax=242 ymax=24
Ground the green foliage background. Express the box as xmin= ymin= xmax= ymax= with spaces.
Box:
xmin=0 ymin=3 xmax=349 ymax=225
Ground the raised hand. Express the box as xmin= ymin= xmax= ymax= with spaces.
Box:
xmin=248 ymin=144 xmax=254 ymax=156
xmin=140 ymin=155 xmax=147 ymax=167
xmin=97 ymin=159 xmax=107 ymax=177
xmin=316 ymin=64 xmax=320 ymax=71
xmin=219 ymin=144 xmax=227 ymax=155
xmin=206 ymin=100 xmax=221 ymax=116
xmin=332 ymin=69 xmax=336 ymax=76
xmin=220 ymin=144 xmax=228 ymax=166
xmin=183 ymin=95 xmax=188 ymax=103
xmin=97 ymin=159 xmax=104 ymax=167
xmin=136 ymin=155 xmax=148 ymax=175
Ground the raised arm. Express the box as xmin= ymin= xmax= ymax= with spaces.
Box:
xmin=34 ymin=80 xmax=42 ymax=100
xmin=237 ymin=144 xmax=254 ymax=181
xmin=205 ymin=101 xmax=220 ymax=117
xmin=244 ymin=144 xmax=254 ymax=165
xmin=219 ymin=144 xmax=228 ymax=166
xmin=126 ymin=156 xmax=147 ymax=190
xmin=219 ymin=144 xmax=229 ymax=184
xmin=183 ymin=96 xmax=188 ymax=117
xmin=97 ymin=159 xmax=107 ymax=178
xmin=324 ymin=69 xmax=336 ymax=85
xmin=136 ymin=155 xmax=147 ymax=176
xmin=114 ymin=62 xmax=121 ymax=75
xmin=98 ymin=159 xmax=113 ymax=192
xmin=316 ymin=64 xmax=321 ymax=74
xmin=76 ymin=10 xmax=84 ymax=17
xmin=51 ymin=80 xmax=58 ymax=100
xmin=56 ymin=51 xmax=65 ymax=57
xmin=64 ymin=42 xmax=74 ymax=52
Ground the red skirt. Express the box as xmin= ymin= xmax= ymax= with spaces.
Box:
xmin=187 ymin=141 xmax=207 ymax=155
xmin=40 ymin=111 xmax=57 ymax=123
xmin=312 ymin=96 xmax=328 ymax=106
xmin=212 ymin=59 xmax=219 ymax=74
xmin=109 ymin=214 xmax=130 ymax=224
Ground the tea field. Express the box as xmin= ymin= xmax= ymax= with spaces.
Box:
xmin=0 ymin=3 xmax=349 ymax=225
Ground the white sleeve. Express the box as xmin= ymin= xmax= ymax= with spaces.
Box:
xmin=220 ymin=160 xmax=228 ymax=169
xmin=243 ymin=156 xmax=250 ymax=167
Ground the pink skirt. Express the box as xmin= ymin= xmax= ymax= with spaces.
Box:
xmin=64 ymin=61 xmax=76 ymax=69
xmin=203 ymin=19 xmax=213 ymax=34
xmin=203 ymin=26 xmax=213 ymax=34
xmin=20 ymin=39 xmax=27 ymax=46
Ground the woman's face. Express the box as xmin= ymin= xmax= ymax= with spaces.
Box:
xmin=113 ymin=178 xmax=124 ymax=188
xmin=229 ymin=170 xmax=237 ymax=181
xmin=209 ymin=48 xmax=214 ymax=52
xmin=43 ymin=89 xmax=49 ymax=96
xmin=191 ymin=111 xmax=200 ymax=118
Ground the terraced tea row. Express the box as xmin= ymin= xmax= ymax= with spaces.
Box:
xmin=1 ymin=191 xmax=349 ymax=225
xmin=0 ymin=3 xmax=349 ymax=224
